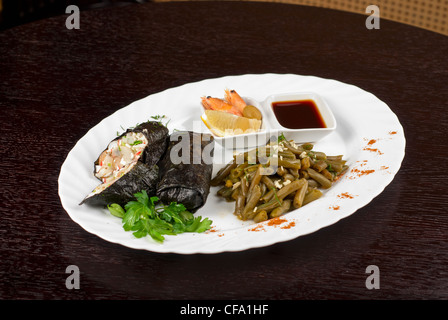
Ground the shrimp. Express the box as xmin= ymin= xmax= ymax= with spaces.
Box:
xmin=224 ymin=89 xmax=247 ymax=113
xmin=201 ymin=96 xmax=243 ymax=116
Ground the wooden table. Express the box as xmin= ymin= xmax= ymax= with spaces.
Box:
xmin=1 ymin=1 xmax=447 ymax=304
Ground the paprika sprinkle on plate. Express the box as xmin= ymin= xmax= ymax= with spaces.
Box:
xmin=337 ymin=192 xmax=356 ymax=199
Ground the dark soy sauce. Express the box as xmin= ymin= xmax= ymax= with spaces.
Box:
xmin=272 ymin=100 xmax=326 ymax=129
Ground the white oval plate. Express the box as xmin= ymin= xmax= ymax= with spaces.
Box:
xmin=58 ymin=73 xmax=405 ymax=254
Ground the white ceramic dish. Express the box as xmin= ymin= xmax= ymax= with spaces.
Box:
xmin=202 ymin=96 xmax=271 ymax=150
xmin=206 ymin=92 xmax=336 ymax=149
xmin=58 ymin=73 xmax=406 ymax=254
xmin=262 ymin=91 xmax=336 ymax=143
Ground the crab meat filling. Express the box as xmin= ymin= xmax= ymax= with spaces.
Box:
xmin=92 ymin=132 xmax=148 ymax=193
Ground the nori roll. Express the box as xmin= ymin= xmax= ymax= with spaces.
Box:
xmin=80 ymin=162 xmax=159 ymax=207
xmin=81 ymin=121 xmax=169 ymax=207
xmin=157 ymin=131 xmax=215 ymax=212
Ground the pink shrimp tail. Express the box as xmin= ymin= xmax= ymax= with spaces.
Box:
xmin=201 ymin=96 xmax=243 ymax=116
xmin=224 ymin=89 xmax=247 ymax=113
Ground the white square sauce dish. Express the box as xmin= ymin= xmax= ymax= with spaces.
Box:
xmin=262 ymin=92 xmax=336 ymax=144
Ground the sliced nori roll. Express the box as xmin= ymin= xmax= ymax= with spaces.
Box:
xmin=81 ymin=121 xmax=169 ymax=207
xmin=93 ymin=121 xmax=169 ymax=179
xmin=81 ymin=162 xmax=159 ymax=207
xmin=157 ymin=131 xmax=215 ymax=212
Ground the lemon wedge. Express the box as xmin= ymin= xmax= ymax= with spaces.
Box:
xmin=201 ymin=110 xmax=262 ymax=137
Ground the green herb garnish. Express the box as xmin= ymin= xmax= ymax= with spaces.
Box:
xmin=278 ymin=133 xmax=286 ymax=142
xmin=150 ymin=115 xmax=165 ymax=121
xmin=271 ymin=187 xmax=282 ymax=206
xmin=150 ymin=114 xmax=171 ymax=127
xmin=130 ymin=140 xmax=143 ymax=146
xmin=107 ymin=190 xmax=212 ymax=243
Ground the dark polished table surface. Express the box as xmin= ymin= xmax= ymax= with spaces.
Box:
xmin=1 ymin=1 xmax=447 ymax=302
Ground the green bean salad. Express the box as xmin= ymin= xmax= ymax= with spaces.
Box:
xmin=211 ymin=138 xmax=348 ymax=222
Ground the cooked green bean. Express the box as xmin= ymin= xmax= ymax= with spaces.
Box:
xmin=282 ymin=140 xmax=305 ymax=155
xmin=321 ymin=168 xmax=333 ymax=181
xmin=300 ymin=170 xmax=310 ymax=179
xmin=242 ymin=185 xmax=262 ymax=220
xmin=301 ymin=156 xmax=311 ymax=170
xmin=325 ymin=163 xmax=343 ymax=173
xmin=243 ymin=164 xmax=259 ymax=174
xmin=289 ymin=168 xmax=299 ymax=178
xmin=276 ymin=179 xmax=306 ymax=200
xmin=231 ymin=187 xmax=240 ymax=200
xmin=308 ymin=156 xmax=315 ymax=167
xmin=234 ymin=195 xmax=245 ymax=218
xmin=260 ymin=188 xmax=275 ymax=203
xmin=277 ymin=165 xmax=287 ymax=176
xmin=302 ymin=188 xmax=323 ymax=205
xmin=293 ymin=178 xmax=308 ymax=208
xmin=324 ymin=159 xmax=346 ymax=173
xmin=248 ymin=164 xmax=263 ymax=196
xmin=253 ymin=210 xmax=268 ymax=223
xmin=326 ymin=155 xmax=344 ymax=161
xmin=306 ymin=168 xmax=332 ymax=189
xmin=240 ymin=176 xmax=248 ymax=197
xmin=261 ymin=175 xmax=275 ymax=189
xmin=256 ymin=196 xmax=281 ymax=212
xmin=276 ymin=158 xmax=301 ymax=170
xmin=260 ymin=182 xmax=267 ymax=196
xmin=278 ymin=151 xmax=296 ymax=159
xmin=306 ymin=179 xmax=319 ymax=188
xmin=301 ymin=143 xmax=314 ymax=150
xmin=229 ymin=163 xmax=248 ymax=180
xmin=270 ymin=199 xmax=292 ymax=218
xmin=244 ymin=171 xmax=256 ymax=184
xmin=308 ymin=151 xmax=327 ymax=160
xmin=217 ymin=186 xmax=233 ymax=198
xmin=211 ymin=161 xmax=237 ymax=186
xmin=313 ymin=160 xmax=327 ymax=172
xmin=283 ymin=173 xmax=295 ymax=182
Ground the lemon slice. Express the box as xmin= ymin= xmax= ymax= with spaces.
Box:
xmin=201 ymin=110 xmax=262 ymax=137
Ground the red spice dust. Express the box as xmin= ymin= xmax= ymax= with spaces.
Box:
xmin=346 ymin=160 xmax=379 ymax=180
xmin=348 ymin=168 xmax=375 ymax=179
xmin=266 ymin=217 xmax=288 ymax=226
xmin=248 ymin=224 xmax=266 ymax=232
xmin=207 ymin=226 xmax=218 ymax=233
xmin=280 ymin=221 xmax=296 ymax=229
xmin=249 ymin=217 xmax=296 ymax=231
xmin=337 ymin=192 xmax=355 ymax=199
xmin=363 ymin=147 xmax=383 ymax=155
xmin=363 ymin=139 xmax=383 ymax=155
xmin=206 ymin=227 xmax=224 ymax=236
xmin=329 ymin=205 xmax=340 ymax=210
xmin=389 ymin=131 xmax=397 ymax=135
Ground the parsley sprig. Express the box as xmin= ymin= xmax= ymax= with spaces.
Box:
xmin=277 ymin=132 xmax=286 ymax=142
xmin=107 ymin=190 xmax=212 ymax=243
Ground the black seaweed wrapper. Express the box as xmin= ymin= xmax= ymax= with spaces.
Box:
xmin=157 ymin=131 xmax=214 ymax=212
xmin=80 ymin=163 xmax=159 ymax=207
xmin=81 ymin=121 xmax=169 ymax=207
